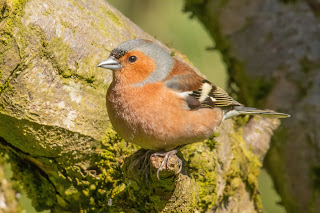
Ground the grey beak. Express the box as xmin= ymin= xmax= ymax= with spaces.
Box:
xmin=97 ymin=57 xmax=121 ymax=70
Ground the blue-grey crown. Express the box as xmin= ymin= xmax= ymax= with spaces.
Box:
xmin=110 ymin=39 xmax=174 ymax=86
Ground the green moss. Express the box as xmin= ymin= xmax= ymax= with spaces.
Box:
xmin=48 ymin=128 xmax=135 ymax=211
xmin=204 ymin=132 xmax=219 ymax=151
xmin=1 ymin=0 xmax=27 ymax=15
xmin=39 ymin=35 xmax=99 ymax=85
xmin=111 ymin=149 xmax=180 ymax=212
xmin=222 ymin=127 xmax=262 ymax=212
xmin=234 ymin=115 xmax=250 ymax=127
xmin=105 ymin=10 xmax=123 ymax=28
xmin=0 ymin=0 xmax=27 ymax=95
xmin=170 ymin=50 xmax=176 ymax=56
xmin=69 ymin=0 xmax=86 ymax=13
xmin=0 ymin=110 xmax=140 ymax=212
xmin=183 ymin=141 xmax=218 ymax=211
xmin=96 ymin=6 xmax=123 ymax=38
xmin=55 ymin=128 xmax=138 ymax=212
xmin=41 ymin=36 xmax=72 ymax=77
xmin=0 ymin=113 xmax=63 ymax=157
xmin=0 ymin=0 xmax=28 ymax=51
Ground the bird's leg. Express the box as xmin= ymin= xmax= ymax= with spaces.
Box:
xmin=151 ymin=146 xmax=183 ymax=180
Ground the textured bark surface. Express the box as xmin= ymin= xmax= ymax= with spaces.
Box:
xmin=1 ymin=0 xmax=282 ymax=212
xmin=184 ymin=0 xmax=320 ymax=212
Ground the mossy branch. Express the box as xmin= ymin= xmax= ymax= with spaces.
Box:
xmin=0 ymin=0 xmax=281 ymax=212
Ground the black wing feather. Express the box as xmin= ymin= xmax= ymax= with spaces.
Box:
xmin=189 ymin=80 xmax=243 ymax=109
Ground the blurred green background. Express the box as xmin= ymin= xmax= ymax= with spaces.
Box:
xmin=13 ymin=0 xmax=284 ymax=212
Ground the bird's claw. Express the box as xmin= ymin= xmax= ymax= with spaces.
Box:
xmin=151 ymin=149 xmax=183 ymax=179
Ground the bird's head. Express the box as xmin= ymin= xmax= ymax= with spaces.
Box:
xmin=97 ymin=39 xmax=174 ymax=85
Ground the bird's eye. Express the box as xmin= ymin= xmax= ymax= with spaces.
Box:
xmin=128 ymin=55 xmax=137 ymax=63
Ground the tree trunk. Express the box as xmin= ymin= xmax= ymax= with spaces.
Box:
xmin=184 ymin=0 xmax=320 ymax=212
xmin=0 ymin=0 xmax=282 ymax=212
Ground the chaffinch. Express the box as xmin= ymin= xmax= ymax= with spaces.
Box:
xmin=97 ymin=39 xmax=289 ymax=177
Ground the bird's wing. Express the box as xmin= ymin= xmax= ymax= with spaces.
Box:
xmin=188 ymin=79 xmax=243 ymax=109
xmin=163 ymin=59 xmax=242 ymax=110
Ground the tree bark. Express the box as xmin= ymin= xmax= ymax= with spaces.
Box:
xmin=184 ymin=0 xmax=320 ymax=212
xmin=1 ymin=0 xmax=282 ymax=212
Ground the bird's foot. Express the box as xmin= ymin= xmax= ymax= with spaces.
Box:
xmin=150 ymin=149 xmax=183 ymax=179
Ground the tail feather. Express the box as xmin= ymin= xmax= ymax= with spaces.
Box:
xmin=223 ymin=106 xmax=290 ymax=120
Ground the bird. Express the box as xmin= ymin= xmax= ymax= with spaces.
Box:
xmin=97 ymin=39 xmax=289 ymax=178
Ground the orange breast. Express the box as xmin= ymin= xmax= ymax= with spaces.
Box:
xmin=106 ymin=82 xmax=223 ymax=150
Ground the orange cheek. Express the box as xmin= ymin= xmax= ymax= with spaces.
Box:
xmin=120 ymin=52 xmax=156 ymax=84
